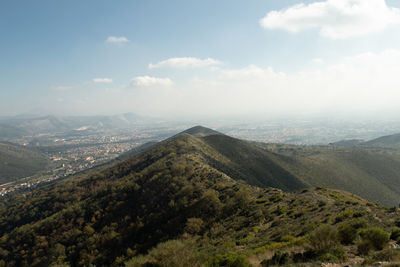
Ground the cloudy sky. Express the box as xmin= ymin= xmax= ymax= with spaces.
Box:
xmin=2 ymin=0 xmax=400 ymax=118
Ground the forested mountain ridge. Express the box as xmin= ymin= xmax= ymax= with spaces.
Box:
xmin=1 ymin=126 xmax=400 ymax=266
xmin=120 ymin=126 xmax=400 ymax=206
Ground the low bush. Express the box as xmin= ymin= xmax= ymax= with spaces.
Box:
xmin=185 ymin=218 xmax=204 ymax=235
xmin=207 ymin=252 xmax=252 ymax=267
xmin=334 ymin=210 xmax=354 ymax=223
xmin=358 ymin=240 xmax=374 ymax=255
xmin=318 ymin=245 xmax=346 ymax=262
xmin=308 ymin=225 xmax=339 ymax=252
xmin=391 ymin=228 xmax=400 ymax=242
xmin=357 ymin=227 xmax=389 ymax=255
xmin=125 ymin=239 xmax=204 ymax=267
xmin=338 ymin=219 xmax=368 ymax=245
xmin=358 ymin=227 xmax=389 ymax=251
xmin=261 ymin=251 xmax=289 ymax=266
xmin=371 ymin=248 xmax=400 ymax=262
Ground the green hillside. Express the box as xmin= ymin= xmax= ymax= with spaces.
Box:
xmin=1 ymin=127 xmax=399 ymax=266
xmin=126 ymin=127 xmax=400 ymax=207
xmin=260 ymin=143 xmax=400 ymax=207
xmin=119 ymin=127 xmax=400 ymax=207
xmin=0 ymin=142 xmax=51 ymax=184
xmin=202 ymin=134 xmax=305 ymax=191
xmin=363 ymin=133 xmax=400 ymax=149
xmin=331 ymin=133 xmax=400 ymax=149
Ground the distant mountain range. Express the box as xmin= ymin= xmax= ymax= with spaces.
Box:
xmin=1 ymin=126 xmax=398 ymax=266
xmin=0 ymin=113 xmax=154 ymax=139
xmin=331 ymin=132 xmax=400 ymax=149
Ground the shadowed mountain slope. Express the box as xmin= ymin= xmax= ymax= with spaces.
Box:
xmin=201 ymin=134 xmax=305 ymax=191
xmin=0 ymin=142 xmax=51 ymax=184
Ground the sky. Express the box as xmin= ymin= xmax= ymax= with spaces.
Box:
xmin=2 ymin=0 xmax=400 ymax=119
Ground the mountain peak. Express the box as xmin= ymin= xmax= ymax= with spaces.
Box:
xmin=181 ymin=125 xmax=222 ymax=137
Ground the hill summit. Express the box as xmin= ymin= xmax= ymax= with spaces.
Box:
xmin=181 ymin=125 xmax=222 ymax=137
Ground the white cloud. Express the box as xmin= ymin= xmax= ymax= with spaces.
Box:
xmin=92 ymin=78 xmax=113 ymax=83
xmin=106 ymin=36 xmax=129 ymax=43
xmin=212 ymin=50 xmax=400 ymax=113
xmin=45 ymin=50 xmax=400 ymax=117
xmin=149 ymin=57 xmax=222 ymax=69
xmin=51 ymin=86 xmax=73 ymax=91
xmin=127 ymin=50 xmax=400 ymax=116
xmin=130 ymin=76 xmax=174 ymax=88
xmin=260 ymin=0 xmax=400 ymax=39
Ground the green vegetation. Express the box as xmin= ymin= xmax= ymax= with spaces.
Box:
xmin=208 ymin=252 xmax=252 ymax=267
xmin=338 ymin=219 xmax=368 ymax=244
xmin=259 ymin=142 xmax=400 ymax=206
xmin=0 ymin=141 xmax=51 ymax=184
xmin=202 ymin=134 xmax=306 ymax=191
xmin=0 ymin=126 xmax=400 ymax=266
xmin=358 ymin=227 xmax=390 ymax=254
xmin=363 ymin=133 xmax=400 ymax=149
xmin=125 ymin=239 xmax=204 ymax=267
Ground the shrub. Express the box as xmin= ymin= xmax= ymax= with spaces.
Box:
xmin=353 ymin=210 xmax=366 ymax=218
xmin=318 ymin=253 xmax=339 ymax=263
xmin=318 ymin=245 xmax=346 ymax=262
xmin=370 ymin=248 xmax=400 ymax=262
xmin=292 ymin=250 xmax=318 ymax=263
xmin=125 ymin=239 xmax=203 ymax=267
xmin=185 ymin=218 xmax=204 ymax=235
xmin=207 ymin=252 xmax=252 ymax=267
xmin=391 ymin=228 xmax=400 ymax=242
xmin=338 ymin=219 xmax=368 ymax=245
xmin=339 ymin=223 xmax=356 ymax=245
xmin=358 ymin=240 xmax=374 ymax=255
xmin=357 ymin=227 xmax=390 ymax=255
xmin=334 ymin=210 xmax=354 ymax=223
xmin=308 ymin=225 xmax=339 ymax=252
xmin=261 ymin=251 xmax=289 ymax=266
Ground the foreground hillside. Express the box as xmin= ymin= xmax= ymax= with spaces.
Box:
xmin=1 ymin=127 xmax=400 ymax=266
xmin=0 ymin=142 xmax=51 ymax=184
